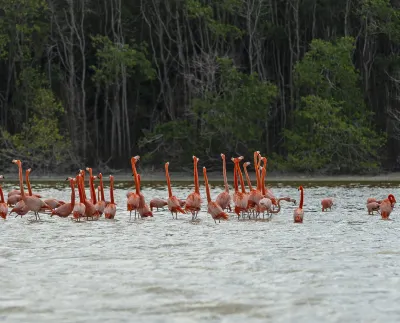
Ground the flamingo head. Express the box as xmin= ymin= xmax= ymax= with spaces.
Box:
xmin=388 ymin=194 xmax=396 ymax=204
xmin=91 ymin=175 xmax=97 ymax=181
xmin=238 ymin=156 xmax=244 ymax=161
xmin=220 ymin=153 xmax=225 ymax=159
xmin=26 ymin=168 xmax=32 ymax=174
xmin=0 ymin=175 xmax=4 ymax=179
xmin=98 ymin=173 xmax=102 ymax=179
xmin=294 ymin=214 xmax=303 ymax=223
xmin=12 ymin=159 xmax=21 ymax=165
xmin=243 ymin=162 xmax=251 ymax=168
xmin=109 ymin=175 xmax=114 ymax=181
xmin=262 ymin=157 xmax=267 ymax=165
xmin=298 ymin=186 xmax=304 ymax=191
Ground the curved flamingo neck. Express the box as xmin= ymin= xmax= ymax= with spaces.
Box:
xmin=243 ymin=165 xmax=253 ymax=191
xmin=222 ymin=156 xmax=229 ymax=193
xmin=269 ymin=199 xmax=282 ymax=214
xmin=203 ymin=168 xmax=211 ymax=203
xmin=165 ymin=164 xmax=173 ymax=198
xmin=131 ymin=160 xmax=140 ymax=194
xmin=0 ymin=185 xmax=4 ymax=203
xmin=26 ymin=171 xmax=33 ymax=196
xmin=110 ymin=176 xmax=115 ymax=204
xmin=299 ymin=187 xmax=304 ymax=209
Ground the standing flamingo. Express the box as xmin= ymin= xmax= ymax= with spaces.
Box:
xmin=246 ymin=152 xmax=264 ymax=213
xmin=165 ymin=162 xmax=186 ymax=219
xmin=12 ymin=160 xmax=51 ymax=220
xmin=24 ymin=169 xmax=42 ymax=198
xmin=127 ymin=157 xmax=140 ymax=220
xmin=203 ymin=167 xmax=229 ymax=223
xmin=367 ymin=201 xmax=380 ymax=215
xmin=185 ymin=156 xmax=202 ymax=220
xmin=95 ymin=173 xmax=106 ymax=215
xmin=231 ymin=156 xmax=248 ymax=219
xmin=294 ymin=186 xmax=304 ymax=223
xmin=79 ymin=169 xmax=99 ymax=220
xmin=379 ymin=194 xmax=396 ymax=220
xmin=149 ymin=198 xmax=168 ymax=211
xmin=130 ymin=158 xmax=153 ymax=218
xmin=215 ymin=153 xmax=231 ymax=212
xmin=73 ymin=174 xmax=86 ymax=221
xmin=321 ymin=198 xmax=333 ymax=211
xmin=104 ymin=175 xmax=117 ymax=219
xmin=51 ymin=178 xmax=76 ymax=218
xmin=0 ymin=175 xmax=8 ymax=219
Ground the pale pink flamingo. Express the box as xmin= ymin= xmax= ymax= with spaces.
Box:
xmin=185 ymin=156 xmax=202 ymax=220
xmin=259 ymin=196 xmax=296 ymax=219
xmin=246 ymin=152 xmax=264 ymax=213
xmin=321 ymin=198 xmax=333 ymax=211
xmin=379 ymin=194 xmax=396 ymax=220
xmin=149 ymin=198 xmax=168 ymax=211
xmin=203 ymin=167 xmax=229 ymax=223
xmin=73 ymin=174 xmax=86 ymax=221
xmin=165 ymin=162 xmax=186 ymax=219
xmin=51 ymin=178 xmax=76 ymax=218
xmin=367 ymin=202 xmax=380 ymax=215
xmin=104 ymin=175 xmax=117 ymax=219
xmin=367 ymin=197 xmax=382 ymax=204
xmin=294 ymin=186 xmax=304 ymax=223
xmin=0 ymin=175 xmax=8 ymax=219
xmin=95 ymin=173 xmax=106 ymax=216
xmin=12 ymin=160 xmax=51 ymax=220
xmin=79 ymin=169 xmax=99 ymax=220
xmin=86 ymin=167 xmax=97 ymax=204
xmin=259 ymin=157 xmax=277 ymax=205
xmin=257 ymin=197 xmax=272 ymax=218
xmin=231 ymin=156 xmax=248 ymax=219
xmin=215 ymin=153 xmax=231 ymax=212
xmin=127 ymin=157 xmax=140 ymax=220
xmin=7 ymin=193 xmax=22 ymax=206
xmin=131 ymin=162 xmax=153 ymax=218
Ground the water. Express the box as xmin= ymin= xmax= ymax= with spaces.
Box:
xmin=1 ymin=182 xmax=400 ymax=322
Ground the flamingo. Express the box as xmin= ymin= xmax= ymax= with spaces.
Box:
xmin=185 ymin=156 xmax=202 ymax=220
xmin=259 ymin=157 xmax=277 ymax=205
xmin=51 ymin=178 xmax=76 ymax=218
xmin=25 ymin=168 xmax=64 ymax=211
xmin=165 ymin=162 xmax=186 ymax=219
xmin=203 ymin=167 xmax=229 ymax=223
xmin=321 ymin=198 xmax=333 ymax=212
xmin=257 ymin=197 xmax=272 ymax=218
xmin=294 ymin=186 xmax=304 ymax=223
xmin=12 ymin=160 xmax=51 ymax=220
xmin=246 ymin=152 xmax=264 ymax=213
xmin=86 ymin=167 xmax=97 ymax=204
xmin=104 ymin=175 xmax=117 ymax=219
xmin=149 ymin=198 xmax=168 ymax=211
xmin=130 ymin=158 xmax=153 ymax=218
xmin=95 ymin=173 xmax=106 ymax=216
xmin=73 ymin=174 xmax=86 ymax=221
xmin=7 ymin=193 xmax=22 ymax=206
xmin=215 ymin=153 xmax=232 ymax=212
xmin=379 ymin=194 xmax=396 ymax=220
xmin=0 ymin=175 xmax=8 ymax=219
xmin=231 ymin=156 xmax=248 ymax=219
xmin=367 ymin=197 xmax=382 ymax=204
xmin=367 ymin=201 xmax=380 ymax=215
xmin=127 ymin=157 xmax=140 ymax=220
xmin=79 ymin=169 xmax=99 ymax=220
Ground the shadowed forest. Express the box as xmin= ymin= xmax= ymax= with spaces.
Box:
xmin=0 ymin=0 xmax=400 ymax=174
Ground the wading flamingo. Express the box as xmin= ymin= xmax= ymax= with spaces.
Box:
xmin=203 ymin=167 xmax=229 ymax=223
xmin=231 ymin=156 xmax=248 ymax=219
xmin=0 ymin=175 xmax=7 ymax=219
xmin=51 ymin=178 xmax=76 ymax=218
xmin=321 ymin=198 xmax=333 ymax=212
xmin=95 ymin=173 xmax=106 ymax=215
xmin=185 ymin=156 xmax=202 ymax=220
xmin=379 ymin=194 xmax=396 ymax=220
xmin=73 ymin=174 xmax=86 ymax=221
xmin=149 ymin=198 xmax=168 ymax=211
xmin=367 ymin=197 xmax=382 ymax=204
xmin=24 ymin=169 xmax=42 ymax=198
xmin=367 ymin=202 xmax=380 ymax=215
xmin=127 ymin=157 xmax=140 ymax=220
xmin=104 ymin=175 xmax=117 ymax=219
xmin=294 ymin=186 xmax=304 ymax=223
xmin=79 ymin=169 xmax=99 ymax=220
xmin=12 ymin=160 xmax=51 ymax=220
xmin=165 ymin=162 xmax=186 ymax=219
xmin=215 ymin=153 xmax=231 ymax=212
xmin=133 ymin=169 xmax=153 ymax=218
xmin=247 ymin=152 xmax=264 ymax=213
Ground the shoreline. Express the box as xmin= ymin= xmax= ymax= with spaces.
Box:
xmin=2 ymin=171 xmax=400 ymax=184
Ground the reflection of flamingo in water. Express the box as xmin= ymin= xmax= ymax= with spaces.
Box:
xmin=104 ymin=175 xmax=117 ymax=219
xmin=294 ymin=186 xmax=304 ymax=223
xmin=203 ymin=167 xmax=229 ymax=223
xmin=185 ymin=156 xmax=202 ymax=220
xmin=215 ymin=153 xmax=231 ymax=212
xmin=0 ymin=175 xmax=8 ymax=219
xmin=12 ymin=160 xmax=52 ymax=221
xmin=51 ymin=177 xmax=76 ymax=218
xmin=165 ymin=162 xmax=186 ymax=219
xmin=379 ymin=194 xmax=396 ymax=220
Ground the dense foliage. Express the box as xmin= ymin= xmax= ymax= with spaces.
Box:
xmin=0 ymin=0 xmax=399 ymax=174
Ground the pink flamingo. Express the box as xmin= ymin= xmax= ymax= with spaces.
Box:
xmin=165 ymin=162 xmax=186 ymax=219
xmin=203 ymin=167 xmax=229 ymax=223
xmin=367 ymin=201 xmax=380 ymax=215
xmin=321 ymin=198 xmax=333 ymax=212
xmin=0 ymin=175 xmax=7 ymax=219
xmin=127 ymin=157 xmax=140 ymax=220
xmin=367 ymin=197 xmax=382 ymax=204
xmin=73 ymin=174 xmax=86 ymax=221
xmin=12 ymin=160 xmax=51 ymax=220
xmin=294 ymin=186 xmax=304 ymax=223
xmin=130 ymin=159 xmax=153 ymax=218
xmin=149 ymin=198 xmax=168 ymax=211
xmin=104 ymin=175 xmax=117 ymax=219
xmin=23 ymin=169 xmax=42 ymax=198
xmin=379 ymin=194 xmax=396 ymax=220
xmin=246 ymin=152 xmax=264 ymax=212
xmin=79 ymin=169 xmax=99 ymax=220
xmin=95 ymin=173 xmax=106 ymax=215
xmin=231 ymin=156 xmax=248 ymax=219
xmin=185 ymin=156 xmax=202 ymax=220
xmin=215 ymin=153 xmax=231 ymax=212
xmin=51 ymin=177 xmax=76 ymax=218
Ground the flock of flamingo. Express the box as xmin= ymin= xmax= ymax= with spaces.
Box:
xmin=0 ymin=152 xmax=397 ymax=223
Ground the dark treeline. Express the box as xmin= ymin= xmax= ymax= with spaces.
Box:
xmin=0 ymin=0 xmax=399 ymax=174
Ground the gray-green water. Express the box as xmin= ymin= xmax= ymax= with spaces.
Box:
xmin=0 ymin=182 xmax=399 ymax=322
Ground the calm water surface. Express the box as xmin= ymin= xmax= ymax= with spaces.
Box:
xmin=1 ymin=182 xmax=400 ymax=323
